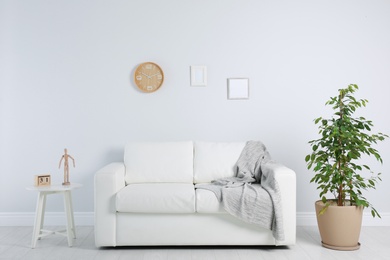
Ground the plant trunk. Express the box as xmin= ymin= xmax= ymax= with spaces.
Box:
xmin=337 ymin=93 xmax=344 ymax=207
xmin=338 ymin=184 xmax=343 ymax=206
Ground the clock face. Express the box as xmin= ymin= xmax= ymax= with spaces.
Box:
xmin=134 ymin=62 xmax=164 ymax=93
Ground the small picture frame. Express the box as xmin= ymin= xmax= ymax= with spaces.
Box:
xmin=227 ymin=78 xmax=249 ymax=100
xmin=190 ymin=66 xmax=207 ymax=86
xmin=34 ymin=174 xmax=51 ymax=186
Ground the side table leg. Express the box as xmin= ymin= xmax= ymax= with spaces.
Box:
xmin=67 ymin=191 xmax=76 ymax=239
xmin=63 ymin=191 xmax=75 ymax=247
xmin=38 ymin=194 xmax=47 ymax=240
xmin=31 ymin=192 xmax=46 ymax=248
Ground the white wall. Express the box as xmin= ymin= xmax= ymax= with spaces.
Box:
xmin=1 ymin=0 xmax=390 ymax=224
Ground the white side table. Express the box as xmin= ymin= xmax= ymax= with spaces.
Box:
xmin=26 ymin=183 xmax=82 ymax=248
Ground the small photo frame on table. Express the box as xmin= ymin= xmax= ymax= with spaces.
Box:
xmin=190 ymin=66 xmax=207 ymax=86
xmin=227 ymin=78 xmax=249 ymax=100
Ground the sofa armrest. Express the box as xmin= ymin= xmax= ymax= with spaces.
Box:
xmin=262 ymin=161 xmax=296 ymax=245
xmin=94 ymin=162 xmax=126 ymax=247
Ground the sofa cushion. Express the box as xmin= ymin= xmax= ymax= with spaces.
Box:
xmin=195 ymin=188 xmax=226 ymax=214
xmin=116 ymin=183 xmax=195 ymax=213
xmin=124 ymin=141 xmax=193 ymax=184
xmin=193 ymin=141 xmax=246 ymax=183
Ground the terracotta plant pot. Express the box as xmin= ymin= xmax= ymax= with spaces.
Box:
xmin=315 ymin=200 xmax=363 ymax=250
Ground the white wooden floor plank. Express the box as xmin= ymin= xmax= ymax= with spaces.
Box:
xmin=0 ymin=226 xmax=33 ymax=259
xmin=67 ymin=227 xmax=100 ymax=260
xmin=279 ymin=244 xmax=312 ymax=260
xmin=0 ymin=226 xmax=389 ymax=259
xmin=357 ymin=227 xmax=390 ymax=260
xmin=94 ymin=248 xmax=123 ymax=260
xmin=298 ymin=227 xmax=338 ymax=260
xmin=165 ymin=249 xmax=192 ymax=260
xmin=35 ymin=226 xmax=93 ymax=260
xmin=20 ymin=226 xmax=69 ymax=260
xmin=302 ymin=226 xmax=388 ymax=260
xmin=190 ymin=248 xmax=216 ymax=260
xmin=0 ymin=227 xmax=14 ymax=240
xmin=142 ymin=249 xmax=167 ymax=260
xmin=118 ymin=248 xmax=146 ymax=260
xmin=213 ymin=248 xmax=240 ymax=260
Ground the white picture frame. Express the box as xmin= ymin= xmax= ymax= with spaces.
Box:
xmin=227 ymin=78 xmax=249 ymax=100
xmin=190 ymin=66 xmax=207 ymax=86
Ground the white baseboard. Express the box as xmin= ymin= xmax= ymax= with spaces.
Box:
xmin=0 ymin=212 xmax=389 ymax=226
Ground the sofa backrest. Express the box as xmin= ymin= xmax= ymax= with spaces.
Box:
xmin=193 ymin=141 xmax=246 ymax=183
xmin=124 ymin=141 xmax=194 ymax=184
xmin=124 ymin=141 xmax=247 ymax=184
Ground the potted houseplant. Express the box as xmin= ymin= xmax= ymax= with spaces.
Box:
xmin=305 ymin=84 xmax=388 ymax=250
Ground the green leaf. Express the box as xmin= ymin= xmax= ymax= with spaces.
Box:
xmin=314 ymin=117 xmax=322 ymax=124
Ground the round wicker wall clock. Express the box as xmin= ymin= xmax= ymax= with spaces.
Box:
xmin=134 ymin=62 xmax=164 ymax=93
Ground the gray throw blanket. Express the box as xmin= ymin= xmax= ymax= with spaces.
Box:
xmin=195 ymin=141 xmax=284 ymax=242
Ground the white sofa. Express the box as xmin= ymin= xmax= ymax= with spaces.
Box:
xmin=94 ymin=141 xmax=296 ymax=247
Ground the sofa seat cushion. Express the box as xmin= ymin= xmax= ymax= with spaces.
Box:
xmin=195 ymin=188 xmax=226 ymax=214
xmin=116 ymin=183 xmax=195 ymax=213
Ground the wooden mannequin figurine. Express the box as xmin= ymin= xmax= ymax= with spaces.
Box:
xmin=59 ymin=148 xmax=75 ymax=185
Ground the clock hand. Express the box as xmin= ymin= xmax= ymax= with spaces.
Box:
xmin=149 ymin=73 xmax=160 ymax=77
xmin=141 ymin=72 xmax=151 ymax=79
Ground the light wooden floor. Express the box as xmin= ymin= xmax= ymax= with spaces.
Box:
xmin=0 ymin=226 xmax=389 ymax=259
